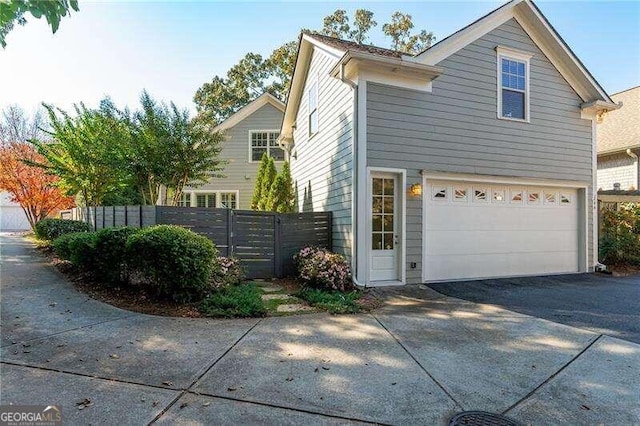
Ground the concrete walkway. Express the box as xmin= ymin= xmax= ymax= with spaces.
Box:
xmin=1 ymin=234 xmax=638 ymax=425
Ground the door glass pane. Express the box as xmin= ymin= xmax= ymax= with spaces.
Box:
xmin=383 ymin=197 xmax=394 ymax=214
xmin=207 ymin=194 xmax=216 ymax=208
xmin=372 ymin=178 xmax=383 ymax=195
xmin=196 ymin=194 xmax=206 ymax=208
xmin=383 ymin=214 xmax=393 ymax=232
xmin=372 ymin=233 xmax=383 ymax=250
xmin=383 ymin=233 xmax=394 ymax=250
xmin=383 ymin=178 xmax=394 ymax=195
xmin=372 ymin=197 xmax=382 ymax=213
xmin=372 ymin=215 xmax=382 ymax=232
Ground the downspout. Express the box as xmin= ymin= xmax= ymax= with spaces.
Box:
xmin=626 ymin=148 xmax=638 ymax=189
xmin=339 ymin=62 xmax=365 ymax=287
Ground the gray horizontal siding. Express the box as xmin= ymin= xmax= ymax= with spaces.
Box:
xmin=289 ymin=47 xmax=354 ymax=257
xmin=366 ymin=18 xmax=594 ymax=283
xmin=184 ymin=103 xmax=284 ymax=209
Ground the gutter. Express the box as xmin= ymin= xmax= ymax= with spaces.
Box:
xmin=627 ymin=149 xmax=639 ymax=189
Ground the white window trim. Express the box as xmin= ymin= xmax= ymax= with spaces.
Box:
xmin=496 ymin=46 xmax=533 ymax=123
xmin=307 ymin=76 xmax=319 ymax=138
xmin=183 ymin=190 xmax=240 ymax=209
xmin=248 ymin=130 xmax=283 ymax=163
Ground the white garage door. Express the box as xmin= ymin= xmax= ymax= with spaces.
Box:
xmin=0 ymin=192 xmax=30 ymax=231
xmin=424 ymin=180 xmax=580 ymax=282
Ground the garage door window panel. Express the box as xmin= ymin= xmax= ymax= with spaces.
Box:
xmin=454 ymin=188 xmax=468 ymax=202
xmin=511 ymin=190 xmax=523 ymax=203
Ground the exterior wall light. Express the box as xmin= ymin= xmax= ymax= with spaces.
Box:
xmin=409 ymin=183 xmax=422 ymax=197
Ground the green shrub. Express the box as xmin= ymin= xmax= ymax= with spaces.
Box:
xmin=53 ymin=231 xmax=97 ymax=268
xmin=294 ymin=246 xmax=353 ymax=292
xmin=599 ymin=205 xmax=640 ymax=265
xmin=200 ymin=283 xmax=266 ymax=318
xmin=296 ymin=288 xmax=362 ymax=314
xmin=126 ymin=225 xmax=216 ymax=302
xmin=211 ymin=256 xmax=245 ymax=288
xmin=94 ymin=227 xmax=139 ymax=284
xmin=35 ymin=218 xmax=92 ymax=241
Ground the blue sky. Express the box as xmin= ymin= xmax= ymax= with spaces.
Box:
xmin=1 ymin=0 xmax=638 ymax=116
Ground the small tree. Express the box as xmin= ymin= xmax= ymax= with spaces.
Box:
xmin=266 ymin=161 xmax=294 ymax=213
xmin=251 ymin=153 xmax=269 ymax=210
xmin=0 ymin=142 xmax=74 ymax=228
xmin=258 ymin=156 xmax=277 ymax=210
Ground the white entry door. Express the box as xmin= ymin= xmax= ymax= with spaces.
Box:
xmin=370 ymin=175 xmax=399 ymax=281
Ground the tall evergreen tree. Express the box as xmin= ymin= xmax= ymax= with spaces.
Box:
xmin=251 ymin=152 xmax=269 ymax=210
xmin=258 ymin=156 xmax=277 ymax=211
xmin=266 ymin=161 xmax=294 ymax=213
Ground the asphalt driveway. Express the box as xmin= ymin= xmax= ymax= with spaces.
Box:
xmin=1 ymin=234 xmax=639 ymax=425
xmin=428 ymin=274 xmax=640 ymax=344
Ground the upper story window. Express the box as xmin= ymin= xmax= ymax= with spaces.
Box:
xmin=497 ymin=47 xmax=532 ymax=122
xmin=250 ymin=131 xmax=284 ymax=162
xmin=308 ymin=79 xmax=318 ymax=136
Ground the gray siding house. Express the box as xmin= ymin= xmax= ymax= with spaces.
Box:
xmin=181 ymin=93 xmax=285 ymax=209
xmin=597 ymin=86 xmax=640 ymax=191
xmin=279 ymin=0 xmax=620 ymax=286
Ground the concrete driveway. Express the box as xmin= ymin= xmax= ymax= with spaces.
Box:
xmin=428 ymin=274 xmax=640 ymax=344
xmin=1 ymin=234 xmax=639 ymax=425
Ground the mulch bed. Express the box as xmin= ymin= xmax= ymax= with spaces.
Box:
xmin=37 ymin=246 xmax=380 ymax=318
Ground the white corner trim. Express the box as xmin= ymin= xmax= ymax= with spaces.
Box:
xmin=355 ymin=81 xmax=368 ymax=285
xmin=591 ymin=118 xmax=598 ymax=269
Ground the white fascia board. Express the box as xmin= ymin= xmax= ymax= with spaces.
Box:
xmin=410 ymin=0 xmax=520 ymax=66
xmin=213 ymin=93 xmax=285 ymax=132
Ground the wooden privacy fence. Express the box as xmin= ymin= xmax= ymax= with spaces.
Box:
xmin=60 ymin=206 xmax=332 ymax=279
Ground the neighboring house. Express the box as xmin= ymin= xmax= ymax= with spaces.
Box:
xmin=278 ymin=0 xmax=619 ymax=286
xmin=597 ymin=86 xmax=640 ymax=191
xmin=180 ymin=93 xmax=285 ymax=209
xmin=0 ymin=192 xmax=30 ymax=231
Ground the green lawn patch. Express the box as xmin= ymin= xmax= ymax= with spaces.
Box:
xmin=200 ymin=283 xmax=267 ymax=318
xmin=296 ymin=288 xmax=362 ymax=314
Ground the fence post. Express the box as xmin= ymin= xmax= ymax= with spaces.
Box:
xmin=227 ymin=209 xmax=233 ymax=257
xmin=93 ymin=207 xmax=97 ymax=231
xmin=124 ymin=205 xmax=128 ymax=226
xmin=139 ymin=205 xmax=143 ymax=228
xmin=275 ymin=214 xmax=282 ymax=278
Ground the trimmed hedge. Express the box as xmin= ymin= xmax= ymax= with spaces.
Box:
xmin=35 ymin=218 xmax=92 ymax=241
xmin=126 ymin=225 xmax=217 ymax=302
xmin=94 ymin=227 xmax=139 ymax=284
xmin=53 ymin=231 xmax=97 ymax=268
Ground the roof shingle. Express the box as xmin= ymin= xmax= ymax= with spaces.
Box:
xmin=598 ymin=86 xmax=640 ymax=154
xmin=303 ymin=32 xmax=405 ymax=59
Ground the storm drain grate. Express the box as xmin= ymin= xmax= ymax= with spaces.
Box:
xmin=449 ymin=411 xmax=522 ymax=426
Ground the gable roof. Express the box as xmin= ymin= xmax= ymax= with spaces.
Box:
xmin=597 ymin=86 xmax=640 ymax=155
xmin=280 ymin=32 xmax=442 ymax=141
xmin=213 ymin=93 xmax=285 ymax=132
xmin=410 ymin=0 xmax=615 ymax=107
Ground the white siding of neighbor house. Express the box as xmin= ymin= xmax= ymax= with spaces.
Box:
xmin=366 ymin=18 xmax=594 ymax=283
xmin=597 ymin=152 xmax=638 ymax=190
xmin=183 ymin=103 xmax=284 ymax=209
xmin=290 ymin=47 xmax=354 ymax=257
